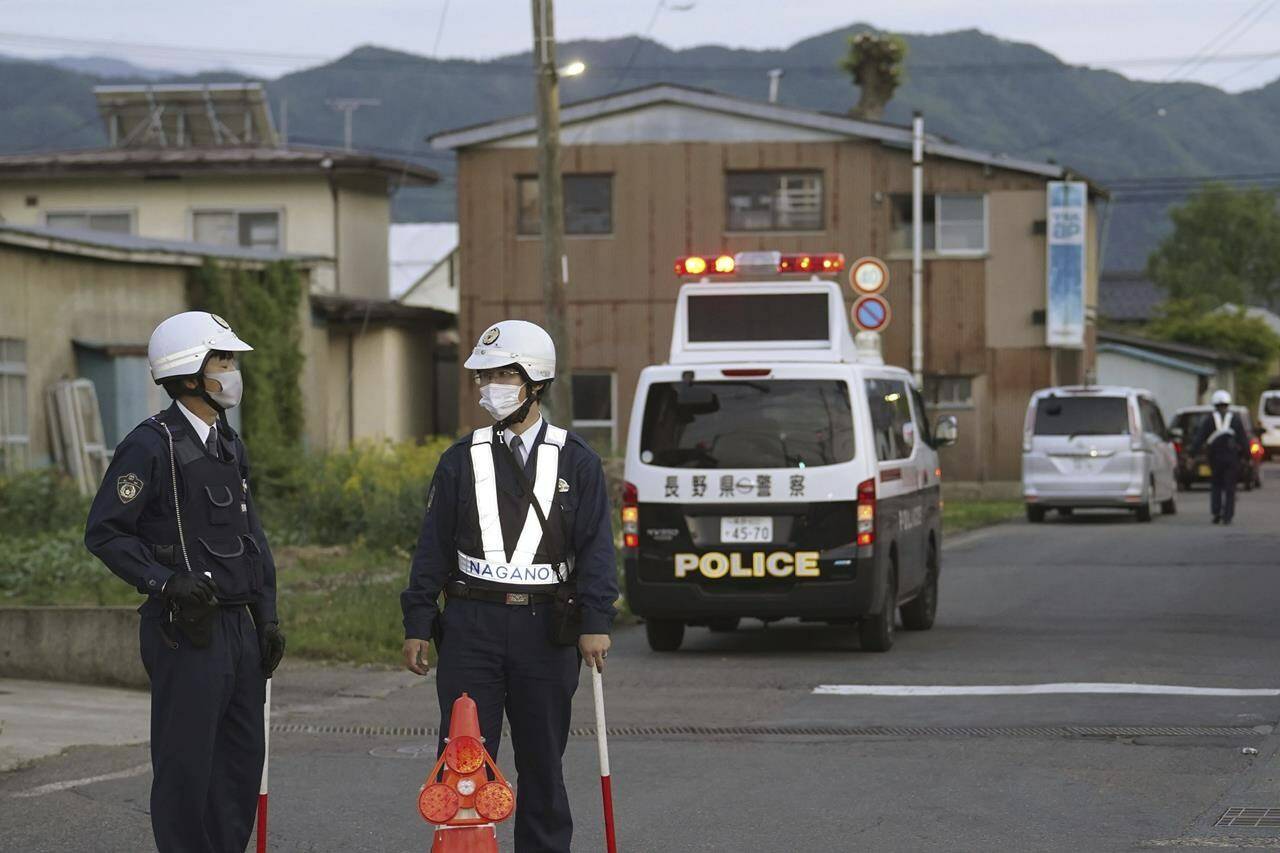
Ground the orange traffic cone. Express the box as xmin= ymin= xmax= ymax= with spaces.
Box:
xmin=419 ymin=693 xmax=516 ymax=853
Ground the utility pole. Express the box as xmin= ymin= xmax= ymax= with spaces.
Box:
xmin=327 ymin=98 xmax=381 ymax=151
xmin=911 ymin=111 xmax=924 ymax=388
xmin=767 ymin=68 xmax=783 ymax=103
xmin=531 ymin=0 xmax=574 ymax=425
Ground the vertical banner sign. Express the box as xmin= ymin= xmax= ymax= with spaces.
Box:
xmin=1046 ymin=181 xmax=1087 ymax=348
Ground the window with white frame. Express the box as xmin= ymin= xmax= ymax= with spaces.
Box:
xmin=890 ymin=193 xmax=988 ymax=255
xmin=0 ymin=339 xmax=29 ymax=472
xmin=726 ymin=171 xmax=824 ymax=232
xmin=571 ymin=372 xmax=616 ymax=454
xmin=192 ymin=210 xmax=282 ymax=250
xmin=45 ymin=210 xmax=133 ymax=233
xmin=924 ymin=375 xmax=974 ymax=409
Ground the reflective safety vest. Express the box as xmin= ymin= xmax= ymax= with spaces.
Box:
xmin=1209 ymin=410 xmax=1236 ymax=446
xmin=455 ymin=424 xmax=571 ymax=591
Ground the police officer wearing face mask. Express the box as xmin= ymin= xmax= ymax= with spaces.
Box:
xmin=401 ymin=320 xmax=618 ymax=853
xmin=85 ymin=311 xmax=285 ymax=853
xmin=1190 ymin=389 xmax=1251 ymax=525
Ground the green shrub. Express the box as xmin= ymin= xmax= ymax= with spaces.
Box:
xmin=0 ymin=527 xmax=133 ymax=605
xmin=0 ymin=468 xmax=89 ymax=535
xmin=265 ymin=437 xmax=455 ymax=549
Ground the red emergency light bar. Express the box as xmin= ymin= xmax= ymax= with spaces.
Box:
xmin=675 ymin=252 xmax=845 ymax=277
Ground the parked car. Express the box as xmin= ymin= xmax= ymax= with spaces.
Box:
xmin=1259 ymin=390 xmax=1280 ymax=461
xmin=1021 ymin=385 xmax=1178 ymax=523
xmin=1171 ymin=405 xmax=1264 ymax=491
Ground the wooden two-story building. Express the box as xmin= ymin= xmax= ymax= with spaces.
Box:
xmin=432 ymin=84 xmax=1102 ymax=488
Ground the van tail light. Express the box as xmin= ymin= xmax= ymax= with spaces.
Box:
xmin=856 ymin=477 xmax=876 ymax=547
xmin=622 ymin=480 xmax=639 ymax=550
xmin=1129 ymin=402 xmax=1144 ymax=451
xmin=1173 ymin=441 xmax=1182 ymax=456
xmin=1022 ymin=403 xmax=1036 ymax=453
xmin=1251 ymin=440 xmax=1264 ymax=460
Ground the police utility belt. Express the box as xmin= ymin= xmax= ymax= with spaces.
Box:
xmin=447 ymin=424 xmax=583 ymax=645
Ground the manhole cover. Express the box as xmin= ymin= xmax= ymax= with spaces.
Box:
xmin=1217 ymin=808 xmax=1280 ymax=829
xmin=370 ymin=743 xmax=437 ymax=760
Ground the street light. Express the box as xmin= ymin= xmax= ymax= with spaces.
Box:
xmin=559 ymin=59 xmax=587 ymax=77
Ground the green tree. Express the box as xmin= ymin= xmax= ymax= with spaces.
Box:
xmin=840 ymin=32 xmax=907 ymax=121
xmin=1147 ymin=184 xmax=1280 ymax=311
xmin=1147 ymin=300 xmax=1280 ymax=405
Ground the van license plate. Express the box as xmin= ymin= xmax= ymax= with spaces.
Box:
xmin=1198 ymin=464 xmax=1212 ymax=477
xmin=721 ymin=516 xmax=773 ymax=543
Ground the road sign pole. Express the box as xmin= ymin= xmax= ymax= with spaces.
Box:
xmin=911 ymin=112 xmax=925 ymax=388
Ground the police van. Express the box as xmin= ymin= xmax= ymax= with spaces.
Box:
xmin=621 ymin=251 xmax=958 ymax=653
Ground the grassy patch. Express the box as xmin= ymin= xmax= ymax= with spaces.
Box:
xmin=943 ymin=499 xmax=1023 ymax=535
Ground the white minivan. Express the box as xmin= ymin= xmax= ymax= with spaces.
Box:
xmin=622 ymin=251 xmax=957 ymax=654
xmin=1259 ymin=390 xmax=1280 ymax=461
xmin=1021 ymin=385 xmax=1178 ymax=522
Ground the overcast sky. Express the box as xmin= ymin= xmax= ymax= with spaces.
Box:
xmin=3 ymin=0 xmax=1280 ymax=93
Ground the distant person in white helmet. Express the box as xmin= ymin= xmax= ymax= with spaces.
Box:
xmin=400 ymin=319 xmax=618 ymax=853
xmin=84 ymin=311 xmax=285 ymax=852
xmin=1189 ymin=389 xmax=1250 ymax=525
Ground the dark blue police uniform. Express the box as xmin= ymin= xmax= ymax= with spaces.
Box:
xmin=85 ymin=402 xmax=277 ymax=853
xmin=401 ymin=421 xmax=618 ymax=853
xmin=1191 ymin=410 xmax=1249 ymax=523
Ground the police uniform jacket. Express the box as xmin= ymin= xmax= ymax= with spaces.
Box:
xmin=84 ymin=403 xmax=278 ymax=624
xmin=1191 ymin=411 xmax=1250 ymax=469
xmin=401 ymin=422 xmax=619 ymax=640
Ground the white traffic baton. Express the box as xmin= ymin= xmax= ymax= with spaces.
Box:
xmin=591 ymin=665 xmax=618 ymax=853
xmin=257 ymin=678 xmax=271 ymax=853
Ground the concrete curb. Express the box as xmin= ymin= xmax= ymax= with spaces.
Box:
xmin=0 ymin=607 xmax=147 ymax=689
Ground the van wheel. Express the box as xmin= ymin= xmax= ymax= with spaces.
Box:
xmin=1161 ymin=495 xmax=1177 ymax=515
xmin=1026 ymin=505 xmax=1046 ymax=523
xmin=707 ymin=617 xmax=740 ymax=633
xmin=900 ymin=541 xmax=938 ymax=632
xmin=859 ymin=570 xmax=897 ymax=652
xmin=645 ymin=620 xmax=684 ymax=652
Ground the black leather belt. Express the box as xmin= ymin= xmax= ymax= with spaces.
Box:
xmin=446 ymin=580 xmax=554 ymax=607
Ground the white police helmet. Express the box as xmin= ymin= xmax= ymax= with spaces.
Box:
xmin=463 ymin=320 xmax=556 ymax=382
xmin=148 ymin=311 xmax=253 ymax=383
xmin=1212 ymin=389 xmax=1232 ymax=407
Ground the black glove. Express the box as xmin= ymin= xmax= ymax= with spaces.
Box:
xmin=162 ymin=573 xmax=218 ymax=609
xmin=260 ymin=622 xmax=286 ymax=677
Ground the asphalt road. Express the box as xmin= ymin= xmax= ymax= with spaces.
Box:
xmin=4 ymin=472 xmax=1280 ymax=852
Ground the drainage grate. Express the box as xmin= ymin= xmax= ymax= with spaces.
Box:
xmin=271 ymin=722 xmax=1264 ymax=740
xmin=1216 ymin=808 xmax=1280 ymax=829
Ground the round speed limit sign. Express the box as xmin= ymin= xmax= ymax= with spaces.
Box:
xmin=849 ymin=256 xmax=889 ymax=295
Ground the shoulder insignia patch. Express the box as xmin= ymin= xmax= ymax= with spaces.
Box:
xmin=117 ymin=473 xmax=144 ymax=504
xmin=557 ymin=477 xmax=570 ymax=493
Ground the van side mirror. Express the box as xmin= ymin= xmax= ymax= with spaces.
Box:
xmin=933 ymin=414 xmax=958 ymax=448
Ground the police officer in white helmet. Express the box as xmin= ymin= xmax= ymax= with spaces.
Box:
xmin=1189 ymin=389 xmax=1250 ymax=525
xmin=401 ymin=319 xmax=618 ymax=852
xmin=85 ymin=311 xmax=285 ymax=852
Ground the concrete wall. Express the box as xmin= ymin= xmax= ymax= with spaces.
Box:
xmin=0 ymin=607 xmax=147 ymax=689
xmin=0 ymin=244 xmax=188 ymax=465
xmin=1097 ymin=351 xmax=1202 ymax=416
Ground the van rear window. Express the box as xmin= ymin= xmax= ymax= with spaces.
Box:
xmin=1265 ymin=395 xmax=1280 ymax=416
xmin=1034 ymin=396 xmax=1129 ymax=436
xmin=640 ymin=380 xmax=854 ymax=469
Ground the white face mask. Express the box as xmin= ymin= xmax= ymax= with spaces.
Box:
xmin=208 ymin=369 xmax=244 ymax=410
xmin=479 ymin=383 xmax=523 ymax=420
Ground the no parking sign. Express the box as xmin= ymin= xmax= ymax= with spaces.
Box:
xmin=852 ymin=295 xmax=891 ymax=333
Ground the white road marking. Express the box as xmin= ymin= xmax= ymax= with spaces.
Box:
xmin=10 ymin=763 xmax=151 ymax=798
xmin=812 ymin=683 xmax=1280 ymax=697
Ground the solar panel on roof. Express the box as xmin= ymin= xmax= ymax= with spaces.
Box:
xmin=94 ymin=82 xmax=278 ymax=149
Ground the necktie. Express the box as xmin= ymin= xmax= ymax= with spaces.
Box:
xmin=510 ymin=435 xmax=525 ymax=468
xmin=206 ymin=426 xmax=219 ymax=461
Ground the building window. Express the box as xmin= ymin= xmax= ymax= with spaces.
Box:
xmin=517 ymin=175 xmax=613 ymax=236
xmin=726 ymin=171 xmax=824 ymax=232
xmin=45 ymin=210 xmax=132 ymax=233
xmin=924 ymin=375 xmax=974 ymax=409
xmin=890 ymin=193 xmax=988 ymax=255
xmin=192 ymin=210 xmax=282 ymax=250
xmin=0 ymin=339 xmax=29 ymax=472
xmin=571 ymin=371 xmax=616 ymax=454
